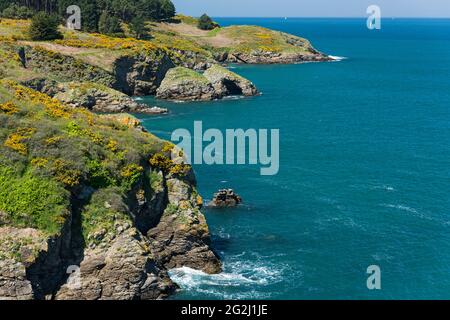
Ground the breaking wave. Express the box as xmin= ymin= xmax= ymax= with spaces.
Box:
xmin=168 ymin=252 xmax=292 ymax=299
xmin=329 ymin=55 xmax=347 ymax=61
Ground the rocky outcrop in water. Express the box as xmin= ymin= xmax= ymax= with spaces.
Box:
xmin=156 ymin=65 xmax=258 ymax=101
xmin=208 ymin=189 xmax=243 ymax=208
xmin=204 ymin=64 xmax=258 ymax=97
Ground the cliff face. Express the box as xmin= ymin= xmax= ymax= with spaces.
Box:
xmin=112 ymin=53 xmax=175 ymax=96
xmin=0 ymin=81 xmax=221 ymax=300
xmin=156 ymin=65 xmax=258 ymax=101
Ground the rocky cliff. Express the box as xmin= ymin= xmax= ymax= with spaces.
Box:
xmin=156 ymin=65 xmax=258 ymax=101
xmin=0 ymin=81 xmax=221 ymax=300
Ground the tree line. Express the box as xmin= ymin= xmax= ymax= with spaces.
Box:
xmin=0 ymin=0 xmax=176 ymax=33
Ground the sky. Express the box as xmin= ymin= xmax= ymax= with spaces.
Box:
xmin=172 ymin=0 xmax=450 ymax=18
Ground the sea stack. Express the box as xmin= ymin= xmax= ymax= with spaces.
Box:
xmin=208 ymin=189 xmax=243 ymax=208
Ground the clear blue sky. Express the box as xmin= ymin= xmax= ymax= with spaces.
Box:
xmin=173 ymin=0 xmax=450 ymax=18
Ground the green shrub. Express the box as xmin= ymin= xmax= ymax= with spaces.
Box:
xmin=0 ymin=166 xmax=70 ymax=236
xmin=198 ymin=13 xmax=217 ymax=31
xmin=129 ymin=15 xmax=146 ymax=39
xmin=28 ymin=12 xmax=63 ymax=41
xmin=86 ymin=159 xmax=115 ymax=189
xmin=98 ymin=11 xmax=123 ymax=36
xmin=1 ymin=4 xmax=34 ymax=19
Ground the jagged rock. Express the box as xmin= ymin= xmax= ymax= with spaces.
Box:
xmin=53 ymin=82 xmax=168 ymax=115
xmin=113 ymin=53 xmax=175 ymax=96
xmin=147 ymin=171 xmax=222 ymax=274
xmin=156 ymin=65 xmax=258 ymax=101
xmin=204 ymin=64 xmax=258 ymax=97
xmin=216 ymin=33 xmax=332 ymax=64
xmin=55 ymin=227 xmax=176 ymax=300
xmin=224 ymin=49 xmax=331 ymax=64
xmin=208 ymin=189 xmax=243 ymax=208
xmin=0 ymin=228 xmax=46 ymax=300
xmin=22 ymin=79 xmax=168 ymax=115
xmin=156 ymin=67 xmax=219 ymax=101
xmin=0 ymin=226 xmax=70 ymax=300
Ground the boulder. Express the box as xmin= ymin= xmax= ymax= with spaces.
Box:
xmin=208 ymin=189 xmax=243 ymax=208
xmin=156 ymin=65 xmax=258 ymax=101
xmin=156 ymin=67 xmax=219 ymax=101
xmin=204 ymin=64 xmax=258 ymax=97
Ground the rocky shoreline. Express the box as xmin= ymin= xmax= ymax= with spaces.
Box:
xmin=0 ymin=104 xmax=221 ymax=300
xmin=0 ymin=14 xmax=333 ymax=300
xmin=156 ymin=65 xmax=259 ymax=101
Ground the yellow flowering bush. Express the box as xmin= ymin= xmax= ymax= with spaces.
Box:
xmin=0 ymin=102 xmax=19 ymax=115
xmin=4 ymin=128 xmax=35 ymax=155
xmin=120 ymin=163 xmax=144 ymax=189
xmin=52 ymin=159 xmax=82 ymax=187
xmin=2 ymin=80 xmax=71 ymax=119
xmin=31 ymin=157 xmax=49 ymax=168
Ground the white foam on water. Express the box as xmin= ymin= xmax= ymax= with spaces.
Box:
xmin=329 ymin=55 xmax=347 ymax=61
xmin=222 ymin=95 xmax=245 ymax=100
xmin=371 ymin=185 xmax=396 ymax=192
xmin=168 ymin=253 xmax=291 ymax=299
xmin=383 ymin=204 xmax=418 ymax=214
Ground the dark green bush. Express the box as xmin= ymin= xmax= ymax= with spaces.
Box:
xmin=98 ymin=11 xmax=123 ymax=36
xmin=28 ymin=12 xmax=63 ymax=41
xmin=198 ymin=13 xmax=216 ymax=30
xmin=129 ymin=15 xmax=146 ymax=39
xmin=1 ymin=4 xmax=35 ymax=19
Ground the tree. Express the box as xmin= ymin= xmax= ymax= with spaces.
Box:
xmin=129 ymin=15 xmax=146 ymax=39
xmin=2 ymin=4 xmax=35 ymax=19
xmin=79 ymin=0 xmax=100 ymax=32
xmin=159 ymin=0 xmax=175 ymax=20
xmin=198 ymin=13 xmax=216 ymax=31
xmin=98 ymin=10 xmax=122 ymax=35
xmin=28 ymin=12 xmax=63 ymax=41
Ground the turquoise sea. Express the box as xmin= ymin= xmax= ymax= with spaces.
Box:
xmin=137 ymin=18 xmax=450 ymax=299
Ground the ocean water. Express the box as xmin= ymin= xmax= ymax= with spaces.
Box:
xmin=137 ymin=18 xmax=450 ymax=299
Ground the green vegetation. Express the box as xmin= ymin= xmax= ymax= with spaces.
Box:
xmin=161 ymin=66 xmax=209 ymax=84
xmin=0 ymin=0 xmax=176 ymax=35
xmin=98 ymin=11 xmax=122 ymax=36
xmin=198 ymin=13 xmax=216 ymax=31
xmin=0 ymin=80 xmax=173 ymax=238
xmin=129 ymin=15 xmax=146 ymax=39
xmin=81 ymin=187 xmax=132 ymax=245
xmin=28 ymin=12 xmax=63 ymax=41
xmin=1 ymin=4 xmax=34 ymax=19
xmin=0 ymin=166 xmax=70 ymax=235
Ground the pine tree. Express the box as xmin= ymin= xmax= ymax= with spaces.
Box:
xmin=28 ymin=12 xmax=63 ymax=41
xmin=129 ymin=15 xmax=146 ymax=39
xmin=98 ymin=10 xmax=122 ymax=35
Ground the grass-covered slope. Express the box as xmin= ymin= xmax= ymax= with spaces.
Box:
xmin=151 ymin=15 xmax=330 ymax=63
xmin=0 ymin=79 xmax=167 ymax=236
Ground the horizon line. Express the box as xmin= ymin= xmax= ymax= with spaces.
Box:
xmin=205 ymin=16 xmax=450 ymax=19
